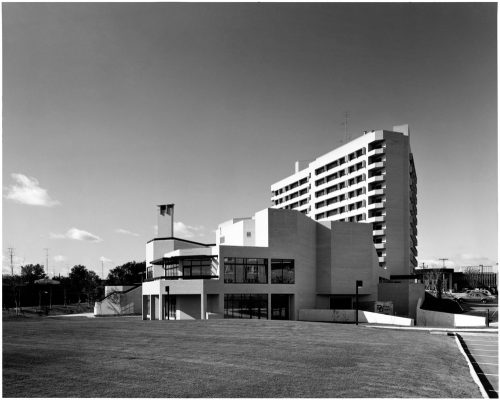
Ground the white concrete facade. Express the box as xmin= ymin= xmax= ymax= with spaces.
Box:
xmin=271 ymin=124 xmax=417 ymax=276
xmin=142 ymin=207 xmax=388 ymax=321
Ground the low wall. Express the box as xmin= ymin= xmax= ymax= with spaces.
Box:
xmin=416 ymin=303 xmax=486 ymax=327
xmin=298 ymin=309 xmax=414 ymax=326
xmin=94 ymin=286 xmax=142 ymax=316
xmin=206 ymin=312 xmax=223 ymax=319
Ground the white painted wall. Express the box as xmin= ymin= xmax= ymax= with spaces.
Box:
xmin=94 ymin=286 xmax=142 ymax=316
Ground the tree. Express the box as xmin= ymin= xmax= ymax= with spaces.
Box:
xmin=20 ymin=264 xmax=46 ymax=284
xmin=2 ymin=274 xmax=24 ymax=314
xmin=464 ymin=266 xmax=481 ymax=289
xmin=106 ymin=261 xmax=145 ymax=285
xmin=68 ymin=265 xmax=102 ymax=304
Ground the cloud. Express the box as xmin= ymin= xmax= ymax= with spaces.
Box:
xmin=53 ymin=255 xmax=67 ymax=263
xmin=50 ymin=227 xmax=102 ymax=242
xmin=100 ymin=256 xmax=112 ymax=263
xmin=173 ymin=222 xmax=204 ymax=239
xmin=115 ymin=228 xmax=140 ymax=237
xmin=417 ymin=258 xmax=456 ymax=269
xmin=5 ymin=173 xmax=60 ymax=207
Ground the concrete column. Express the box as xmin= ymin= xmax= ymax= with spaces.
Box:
xmin=218 ymin=293 xmax=224 ymax=316
xmin=159 ymin=294 xmax=164 ymax=320
xmin=201 ymin=293 xmax=206 ymax=320
xmin=142 ymin=295 xmax=147 ymax=320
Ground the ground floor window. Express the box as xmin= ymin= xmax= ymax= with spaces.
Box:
xmin=330 ymin=295 xmax=352 ymax=309
xmin=224 ymin=294 xmax=268 ymax=319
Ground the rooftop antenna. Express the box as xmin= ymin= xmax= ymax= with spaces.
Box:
xmin=438 ymin=258 xmax=448 ymax=269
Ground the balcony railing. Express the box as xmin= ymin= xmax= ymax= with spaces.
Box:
xmin=144 ymin=275 xmax=219 ymax=282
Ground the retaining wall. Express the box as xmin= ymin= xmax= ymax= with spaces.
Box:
xmin=94 ymin=285 xmax=142 ymax=316
xmin=416 ymin=298 xmax=487 ymax=327
xmin=298 ymin=309 xmax=414 ymax=326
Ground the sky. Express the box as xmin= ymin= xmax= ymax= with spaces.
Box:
xmin=2 ymin=2 xmax=497 ymax=278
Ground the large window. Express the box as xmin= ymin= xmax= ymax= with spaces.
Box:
xmin=271 ymin=259 xmax=295 ymax=284
xmin=224 ymin=258 xmax=268 ymax=283
xmin=224 ymin=294 xmax=268 ymax=319
xmin=182 ymin=258 xmax=212 ymax=277
xmin=163 ymin=258 xmax=213 ymax=278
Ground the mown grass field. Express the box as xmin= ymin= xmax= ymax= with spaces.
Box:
xmin=3 ymin=316 xmax=481 ymax=398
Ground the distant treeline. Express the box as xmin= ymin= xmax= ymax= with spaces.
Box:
xmin=3 ymin=261 xmax=145 ymax=309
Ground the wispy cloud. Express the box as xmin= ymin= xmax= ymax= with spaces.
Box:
xmin=418 ymin=258 xmax=456 ymax=268
xmin=5 ymin=173 xmax=60 ymax=207
xmin=115 ymin=228 xmax=140 ymax=237
xmin=53 ymin=255 xmax=67 ymax=263
xmin=174 ymin=222 xmax=205 ymax=239
xmin=50 ymin=227 xmax=102 ymax=242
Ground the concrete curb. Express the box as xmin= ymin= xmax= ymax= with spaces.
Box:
xmin=454 ymin=334 xmax=489 ymax=399
xmin=363 ymin=324 xmax=498 ymax=333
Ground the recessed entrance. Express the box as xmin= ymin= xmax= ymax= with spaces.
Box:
xmin=271 ymin=294 xmax=291 ymax=320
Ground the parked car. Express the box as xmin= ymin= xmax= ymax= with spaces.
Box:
xmin=455 ymin=291 xmax=496 ymax=304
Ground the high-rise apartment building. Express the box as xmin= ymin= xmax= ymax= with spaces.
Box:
xmin=271 ymin=124 xmax=417 ymax=276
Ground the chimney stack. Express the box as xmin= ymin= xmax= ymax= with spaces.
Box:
xmin=157 ymin=204 xmax=174 ymax=237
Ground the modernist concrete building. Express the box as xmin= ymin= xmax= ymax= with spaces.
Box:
xmin=271 ymin=124 xmax=417 ymax=277
xmin=142 ymin=205 xmax=389 ymax=320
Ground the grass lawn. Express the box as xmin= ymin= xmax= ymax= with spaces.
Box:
xmin=3 ymin=316 xmax=481 ymax=398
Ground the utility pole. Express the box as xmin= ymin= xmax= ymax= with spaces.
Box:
xmin=8 ymin=248 xmax=14 ymax=276
xmin=438 ymin=258 xmax=448 ymax=296
xmin=44 ymin=248 xmax=49 ymax=277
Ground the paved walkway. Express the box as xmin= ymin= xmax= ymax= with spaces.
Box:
xmin=457 ymin=332 xmax=499 ymax=398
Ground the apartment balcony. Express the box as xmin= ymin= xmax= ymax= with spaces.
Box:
xmin=411 ymin=246 xmax=418 ymax=257
xmin=373 ymin=229 xmax=385 ymax=236
xmin=374 ymin=243 xmax=386 ymax=250
xmin=368 ymin=216 xmax=385 ymax=223
xmin=367 ymin=201 xmax=385 ymax=210
xmin=367 ymin=175 xmax=385 ymax=184
xmin=367 ymin=188 xmax=384 ymax=197
xmin=378 ymin=256 xmax=386 ymax=263
xmin=367 ymin=161 xmax=385 ymax=170
xmin=367 ymin=147 xmax=385 ymax=158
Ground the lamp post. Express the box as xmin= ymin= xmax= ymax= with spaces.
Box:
xmin=355 ymin=280 xmax=363 ymax=325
